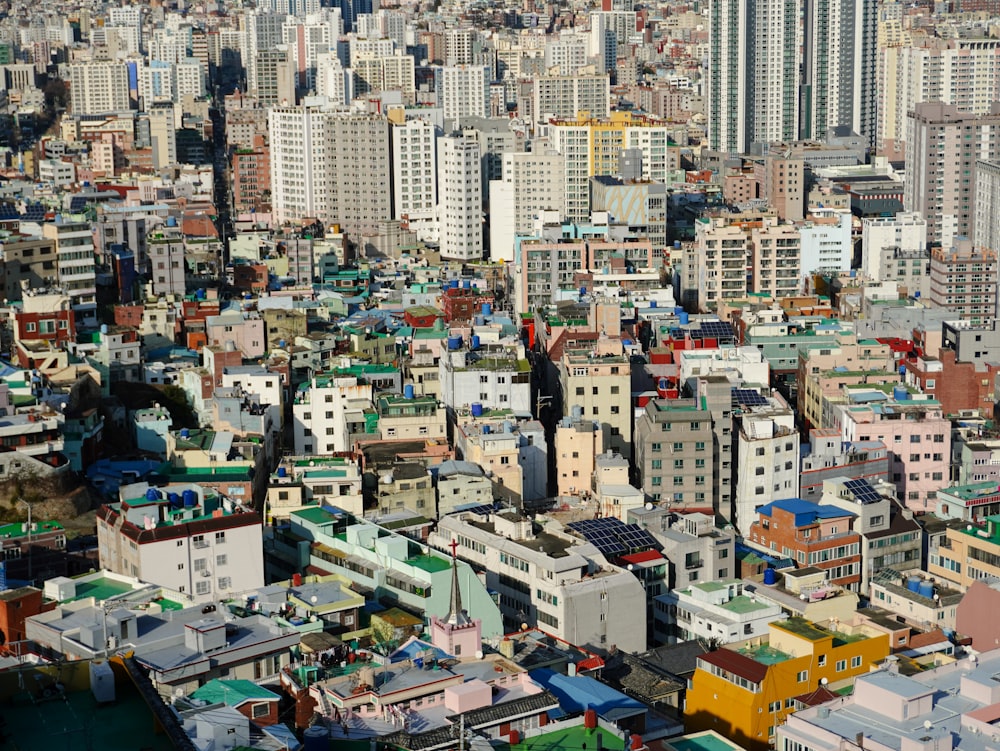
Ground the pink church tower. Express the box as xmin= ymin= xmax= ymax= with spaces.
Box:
xmin=429 ymin=539 xmax=482 ymax=658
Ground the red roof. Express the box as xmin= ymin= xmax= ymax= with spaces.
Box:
xmin=620 ymin=550 xmax=665 ymax=564
xmin=306 ymin=565 xmax=334 ymax=576
xmin=699 ymin=649 xmax=769 ymax=684
xmin=794 ymin=685 xmax=838 ymax=706
xmin=576 ymin=656 xmax=605 ymax=671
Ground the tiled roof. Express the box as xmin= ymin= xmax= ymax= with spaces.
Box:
xmin=699 ymin=649 xmax=769 ymax=684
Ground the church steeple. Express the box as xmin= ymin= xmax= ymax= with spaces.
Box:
xmin=447 ymin=538 xmax=471 ymax=627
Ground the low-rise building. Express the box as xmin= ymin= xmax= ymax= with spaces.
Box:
xmin=653 ymin=579 xmax=786 ymax=645
xmin=685 ymin=617 xmax=890 ymax=750
xmin=96 ymin=483 xmax=264 ymax=602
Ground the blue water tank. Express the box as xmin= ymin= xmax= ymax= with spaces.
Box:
xmin=450 ymin=279 xmax=459 ymax=289
xmin=914 ymin=291 xmax=921 ymax=298
xmin=145 ymin=488 xmax=161 ymax=502
xmin=182 ymin=490 xmax=197 ymax=508
xmin=404 ymin=384 xmax=415 ymax=399
xmin=763 ymin=568 xmax=777 ymax=585
xmin=279 ymin=340 xmax=286 ymax=349
xmin=482 ymin=303 xmax=492 ymax=317
xmin=471 ymin=335 xmax=481 ymax=350
xmin=623 ymin=339 xmax=632 ymax=345
xmin=196 ymin=288 xmax=206 ymax=300
xmin=918 ymin=581 xmax=934 ymax=599
xmin=483 ymin=424 xmax=491 ymax=434
xmin=462 ymin=279 xmax=471 ymax=290
xmin=502 ymin=420 xmax=512 ymax=433
xmin=674 ymin=240 xmax=681 ymax=249
xmin=447 ymin=335 xmax=462 ymax=351
xmin=303 ymin=726 xmax=328 ymax=751
xmin=100 ymin=323 xmax=109 ymax=335
xmin=471 ymin=402 xmax=484 ymax=417
xmin=579 ymin=286 xmax=587 ymax=297
xmin=277 ymin=466 xmax=287 ymax=478
xmin=167 ymin=492 xmax=181 ymax=507
xmin=893 ymin=385 xmax=908 ymax=402
xmin=166 ymin=216 xmax=177 ymax=227
xmin=180 ymin=428 xmax=190 ymax=439
xmin=659 ymin=377 xmax=669 ymax=390
xmin=650 ymin=300 xmax=657 ymax=308
xmin=679 ymin=311 xmax=690 ymax=325
xmin=899 ymin=365 xmax=906 ymax=376
xmin=907 ymin=576 xmax=921 ymax=593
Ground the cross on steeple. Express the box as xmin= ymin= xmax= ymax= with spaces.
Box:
xmin=446 ymin=538 xmax=470 ymax=627
xmin=449 ymin=538 xmax=459 ymax=558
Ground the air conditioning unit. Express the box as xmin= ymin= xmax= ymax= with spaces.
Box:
xmin=201 ymin=569 xmax=212 ymax=577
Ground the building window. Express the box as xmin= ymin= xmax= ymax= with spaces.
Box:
xmin=851 ymin=655 xmax=862 ymax=668
xmin=836 ymin=659 xmax=846 ymax=671
xmin=252 ymin=703 xmax=270 ymax=719
xmin=216 ymin=554 xmax=227 ymax=566
xmin=218 ymin=576 xmax=232 ymax=589
xmin=196 ymin=581 xmax=210 ymax=595
xmin=796 ymin=671 xmax=808 ymax=682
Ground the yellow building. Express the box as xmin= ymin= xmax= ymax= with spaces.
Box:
xmin=685 ymin=617 xmax=890 ymax=750
xmin=929 ymin=514 xmax=1000 ymax=590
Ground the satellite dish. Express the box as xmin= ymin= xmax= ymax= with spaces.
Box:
xmin=645 ymin=503 xmax=653 ymax=510
xmin=820 ymin=677 xmax=828 ymax=685
xmin=924 ymin=721 xmax=933 ymax=730
xmin=627 ymin=564 xmax=634 ymax=571
xmin=475 ymin=650 xmax=484 ymax=659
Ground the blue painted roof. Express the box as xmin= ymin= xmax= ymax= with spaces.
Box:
xmin=529 ymin=667 xmax=645 ymax=721
xmin=756 ymin=498 xmax=855 ymax=526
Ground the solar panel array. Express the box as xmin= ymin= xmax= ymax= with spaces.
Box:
xmin=843 ymin=478 xmax=882 ymax=504
xmin=68 ymin=196 xmax=90 ymax=212
xmin=733 ymin=389 xmax=768 ymax=407
xmin=566 ymin=518 xmax=662 ymax=556
xmin=694 ymin=321 xmax=736 ymax=340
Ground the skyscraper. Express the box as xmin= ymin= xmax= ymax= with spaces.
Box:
xmin=438 ymin=135 xmax=483 ymax=261
xmin=707 ymin=0 xmax=799 ymax=153
xmin=802 ymin=0 xmax=877 ymax=146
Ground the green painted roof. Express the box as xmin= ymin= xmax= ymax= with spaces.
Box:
xmin=65 ymin=576 xmax=134 ymax=602
xmin=293 ymin=506 xmax=341 ymax=525
xmin=191 ymin=679 xmax=279 ymax=706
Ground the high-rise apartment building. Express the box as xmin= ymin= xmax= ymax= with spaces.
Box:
xmin=437 ymin=65 xmax=490 ymax=123
xmin=532 ymin=73 xmax=610 ymax=123
xmin=801 ymin=0 xmax=877 ymax=145
xmin=904 ymin=101 xmax=1000 ymax=247
xmin=929 ymin=241 xmax=998 ymax=323
xmin=437 ymin=134 xmax=483 ymax=261
xmin=390 ymin=116 xmax=438 ymax=236
xmin=269 ymin=106 xmax=392 ymax=234
xmin=68 ymin=61 xmax=131 ymax=115
xmin=707 ymin=0 xmax=799 ymax=153
xmin=255 ymin=47 xmax=297 ymax=106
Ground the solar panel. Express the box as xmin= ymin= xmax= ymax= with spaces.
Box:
xmin=843 ymin=478 xmax=882 ymax=504
xmin=567 ymin=518 xmax=659 ymax=555
xmin=733 ymin=388 xmax=768 ymax=407
xmin=698 ymin=321 xmax=735 ymax=340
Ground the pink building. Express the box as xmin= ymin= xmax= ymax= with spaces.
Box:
xmin=839 ymin=395 xmax=950 ymax=512
xmin=205 ymin=311 xmax=266 ymax=359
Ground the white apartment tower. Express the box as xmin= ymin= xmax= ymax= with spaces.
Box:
xmin=391 ymin=117 xmax=439 ymax=235
xmin=438 ymin=65 xmax=490 ymax=124
xmin=68 ymin=61 xmax=131 ymax=115
xmin=707 ymin=0 xmax=800 ymax=153
xmin=438 ymin=134 xmax=483 ymax=261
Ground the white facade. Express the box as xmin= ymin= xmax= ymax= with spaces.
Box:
xmin=291 ymin=375 xmax=373 ymax=454
xmin=437 ymin=134 xmax=482 ymax=261
xmin=438 ymin=65 xmax=490 ymax=123
xmin=653 ymin=579 xmax=786 ymax=645
xmin=315 ymin=52 xmax=349 ymax=105
xmin=733 ymin=410 xmax=800 ymax=534
xmin=148 ymin=228 xmax=186 ymax=297
xmin=68 ymin=61 xmax=131 ymax=115
xmin=799 ymin=209 xmax=853 ymax=276
xmin=96 ymin=491 xmax=265 ymax=603
xmin=431 ymin=511 xmax=648 ymax=652
xmin=438 ymin=348 xmax=532 ymax=414
xmin=532 ymin=74 xmax=610 ymax=123
xmin=391 ymin=118 xmax=438 ymax=233
xmin=861 ymin=212 xmax=927 ymax=281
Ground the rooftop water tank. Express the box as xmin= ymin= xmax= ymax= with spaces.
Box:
xmin=678 ymin=311 xmax=690 ymax=325
xmin=303 ymin=726 xmax=328 ymax=751
xmin=899 ymin=365 xmax=906 ymax=376
xmin=674 ymin=240 xmax=681 ymax=249
xmin=145 ymin=488 xmax=161 ymax=502
xmin=471 ymin=402 xmax=484 ymax=417
xmin=167 ymin=492 xmax=180 ymax=507
xmin=918 ymin=581 xmax=934 ymax=599
xmin=180 ymin=428 xmax=190 ymax=439
xmin=100 ymin=324 xmax=109 ymax=334
xmin=447 ymin=335 xmax=462 ymax=351
xmin=404 ymin=384 xmax=415 ymax=399
xmin=579 ymin=286 xmax=587 ymax=298
xmin=483 ymin=424 xmax=491 ymax=434
xmin=482 ymin=302 xmax=492 ymax=317
xmin=907 ymin=575 xmax=921 ymax=593
xmin=650 ymin=300 xmax=657 ymax=308
xmin=182 ymin=489 xmax=197 ymax=508
xmin=166 ymin=215 xmax=177 ymax=227
xmin=277 ymin=466 xmax=287 ymax=478
xmin=471 ymin=335 xmax=481 ymax=350
xmin=462 ymin=279 xmax=471 ymax=290
xmin=763 ymin=568 xmax=777 ymax=585
xmin=893 ymin=385 xmax=908 ymax=402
